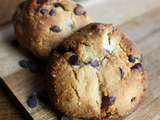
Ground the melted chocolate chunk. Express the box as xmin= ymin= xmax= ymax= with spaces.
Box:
xmin=74 ymin=4 xmax=85 ymax=16
xmin=119 ymin=67 xmax=124 ymax=80
xmin=69 ymin=55 xmax=79 ymax=65
xmin=90 ymin=59 xmax=100 ymax=67
xmin=61 ymin=116 xmax=72 ymax=120
xmin=40 ymin=8 xmax=48 ymax=15
xmin=128 ymin=55 xmax=136 ymax=63
xmin=131 ymin=63 xmax=144 ymax=72
xmin=54 ymin=3 xmax=65 ymax=10
xmin=37 ymin=0 xmax=47 ymax=4
xmin=27 ymin=93 xmax=38 ymax=108
xmin=102 ymin=96 xmax=116 ymax=106
xmin=50 ymin=25 xmax=62 ymax=32
xmin=49 ymin=9 xmax=56 ymax=16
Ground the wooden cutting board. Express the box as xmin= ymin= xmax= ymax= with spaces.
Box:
xmin=1 ymin=2 xmax=160 ymax=120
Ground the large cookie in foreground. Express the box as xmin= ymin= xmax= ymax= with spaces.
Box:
xmin=46 ymin=23 xmax=147 ymax=120
xmin=13 ymin=0 xmax=91 ymax=59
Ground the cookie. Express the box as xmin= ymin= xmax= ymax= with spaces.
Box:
xmin=13 ymin=0 xmax=91 ymax=59
xmin=46 ymin=23 xmax=147 ymax=119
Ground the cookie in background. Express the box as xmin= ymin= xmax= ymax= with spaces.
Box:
xmin=13 ymin=0 xmax=92 ymax=59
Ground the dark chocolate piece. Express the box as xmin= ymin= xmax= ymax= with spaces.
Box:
xmin=37 ymin=0 xmax=47 ymax=4
xmin=50 ymin=25 xmax=62 ymax=32
xmin=27 ymin=93 xmax=38 ymax=108
xmin=49 ymin=9 xmax=56 ymax=16
xmin=90 ymin=59 xmax=100 ymax=67
xmin=40 ymin=8 xmax=48 ymax=15
xmin=54 ymin=3 xmax=65 ymax=10
xmin=128 ymin=55 xmax=136 ymax=63
xmin=74 ymin=4 xmax=85 ymax=16
xmin=102 ymin=96 xmax=116 ymax=106
xmin=131 ymin=63 xmax=144 ymax=72
xmin=69 ymin=55 xmax=79 ymax=65
xmin=19 ymin=60 xmax=29 ymax=68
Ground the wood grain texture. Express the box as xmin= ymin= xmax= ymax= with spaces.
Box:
xmin=0 ymin=87 xmax=24 ymax=120
xmin=3 ymin=70 xmax=57 ymax=120
xmin=0 ymin=2 xmax=160 ymax=120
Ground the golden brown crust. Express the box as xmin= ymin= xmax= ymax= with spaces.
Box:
xmin=13 ymin=0 xmax=91 ymax=59
xmin=46 ymin=23 xmax=147 ymax=119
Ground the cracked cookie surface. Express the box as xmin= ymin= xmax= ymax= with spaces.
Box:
xmin=46 ymin=23 xmax=147 ymax=119
xmin=13 ymin=0 xmax=91 ymax=59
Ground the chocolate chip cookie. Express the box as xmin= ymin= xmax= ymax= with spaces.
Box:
xmin=46 ymin=23 xmax=147 ymax=119
xmin=13 ymin=0 xmax=91 ymax=58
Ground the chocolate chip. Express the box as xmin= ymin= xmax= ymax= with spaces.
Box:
xmin=128 ymin=55 xmax=136 ymax=63
xmin=74 ymin=4 xmax=85 ymax=16
xmin=54 ymin=3 xmax=65 ymax=10
xmin=19 ymin=60 xmax=29 ymax=68
xmin=61 ymin=116 xmax=72 ymax=120
xmin=50 ymin=25 xmax=62 ymax=32
xmin=131 ymin=97 xmax=136 ymax=102
xmin=37 ymin=0 xmax=47 ymax=4
xmin=90 ymin=59 xmax=99 ymax=67
xmin=27 ymin=93 xmax=38 ymax=108
xmin=40 ymin=8 xmax=48 ymax=15
xmin=49 ymin=9 xmax=56 ymax=16
xmin=102 ymin=96 xmax=116 ymax=106
xmin=119 ymin=67 xmax=124 ymax=80
xmin=19 ymin=59 xmax=43 ymax=72
xmin=131 ymin=63 xmax=144 ymax=72
xmin=69 ymin=55 xmax=79 ymax=65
